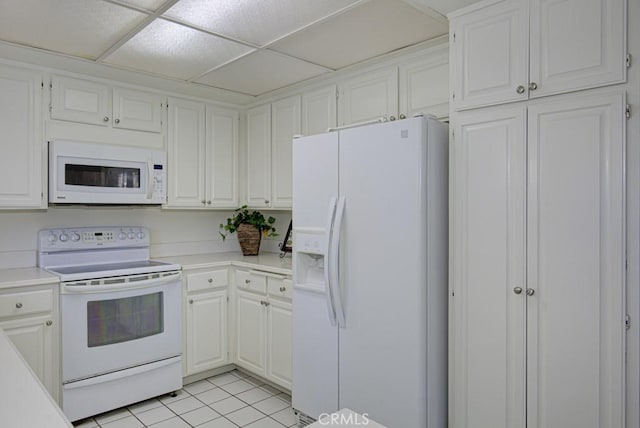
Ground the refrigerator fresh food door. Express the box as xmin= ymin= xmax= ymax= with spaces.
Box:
xmin=292 ymin=131 xmax=340 ymax=419
xmin=337 ymin=117 xmax=429 ymax=427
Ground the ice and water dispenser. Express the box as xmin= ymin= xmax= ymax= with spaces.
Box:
xmin=294 ymin=230 xmax=328 ymax=291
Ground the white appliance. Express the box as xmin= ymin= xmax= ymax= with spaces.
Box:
xmin=49 ymin=140 xmax=166 ymax=205
xmin=38 ymin=227 xmax=182 ymax=422
xmin=292 ymin=116 xmax=448 ymax=428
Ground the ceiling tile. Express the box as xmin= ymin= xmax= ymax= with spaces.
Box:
xmin=164 ymin=0 xmax=362 ymax=46
xmin=402 ymin=0 xmax=485 ymax=16
xmin=0 ymin=0 xmax=147 ymax=60
xmin=269 ymin=0 xmax=448 ymax=70
xmin=114 ymin=0 xmax=169 ymax=12
xmin=195 ymin=50 xmax=330 ymax=96
xmin=103 ymin=18 xmax=255 ymax=80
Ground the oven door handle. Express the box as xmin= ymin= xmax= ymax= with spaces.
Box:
xmin=61 ymin=271 xmax=181 ymax=294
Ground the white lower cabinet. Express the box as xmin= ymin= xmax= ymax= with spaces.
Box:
xmin=0 ymin=284 xmax=59 ymax=403
xmin=184 ymin=269 xmax=229 ymax=376
xmin=450 ymin=90 xmax=625 ymax=428
xmin=234 ymin=270 xmax=292 ymax=389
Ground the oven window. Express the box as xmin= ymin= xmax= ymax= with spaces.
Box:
xmin=87 ymin=292 xmax=163 ymax=347
xmin=65 ymin=164 xmax=141 ymax=188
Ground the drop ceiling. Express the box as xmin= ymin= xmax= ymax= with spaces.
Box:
xmin=0 ymin=0 xmax=482 ymax=97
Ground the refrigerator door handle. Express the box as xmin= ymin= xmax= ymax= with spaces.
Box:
xmin=324 ymin=197 xmax=338 ymax=326
xmin=330 ymin=196 xmax=346 ymax=328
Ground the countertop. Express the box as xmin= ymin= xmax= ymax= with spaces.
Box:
xmin=0 ymin=328 xmax=72 ymax=428
xmin=0 ymin=267 xmax=59 ymax=290
xmin=157 ymin=252 xmax=292 ymax=275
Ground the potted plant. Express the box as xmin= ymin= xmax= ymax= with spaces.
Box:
xmin=219 ymin=205 xmax=278 ymax=256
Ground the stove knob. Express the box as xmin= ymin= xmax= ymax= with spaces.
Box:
xmin=59 ymin=233 xmax=69 ymax=242
xmin=137 ymin=231 xmax=145 ymax=239
xmin=128 ymin=232 xmax=136 ymax=239
xmin=71 ymin=233 xmax=81 ymax=242
xmin=118 ymin=232 xmax=127 ymax=240
xmin=47 ymin=233 xmax=57 ymax=243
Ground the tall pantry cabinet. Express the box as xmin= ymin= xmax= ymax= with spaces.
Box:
xmin=448 ymin=1 xmax=628 ymax=428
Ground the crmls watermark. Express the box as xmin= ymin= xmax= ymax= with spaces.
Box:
xmin=317 ymin=412 xmax=370 ymax=426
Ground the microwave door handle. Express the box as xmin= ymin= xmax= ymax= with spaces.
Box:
xmin=146 ymin=161 xmax=154 ymax=200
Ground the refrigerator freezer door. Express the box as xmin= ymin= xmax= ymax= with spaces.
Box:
xmin=337 ymin=117 xmax=430 ymax=427
xmin=292 ymin=132 xmax=340 ymax=419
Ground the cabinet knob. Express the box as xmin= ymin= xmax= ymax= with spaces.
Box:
xmin=516 ymin=85 xmax=526 ymax=94
xmin=529 ymin=82 xmax=538 ymax=91
xmin=208 ymin=278 xmax=213 ymax=283
xmin=103 ymin=116 xmax=109 ymax=122
xmin=389 ymin=115 xmax=396 ymax=121
xmin=15 ymin=302 xmax=23 ymax=309
xmin=265 ymin=301 xmax=270 ymax=307
xmin=207 ymin=200 xmax=212 ymax=205
xmin=260 ymin=300 xmax=265 ymax=306
xmin=399 ymin=114 xmax=407 ymax=120
xmin=265 ymin=200 xmax=270 ymax=205
xmin=245 ymin=279 xmax=251 ymax=284
xmin=201 ymin=200 xmax=206 ymax=204
xmin=513 ymin=287 xmax=523 ymax=295
xmin=189 ymin=299 xmax=194 ymax=304
xmin=280 ymin=286 xmax=286 ymax=292
xmin=46 ymin=320 xmax=52 ymax=326
xmin=526 ymin=288 xmax=535 ymax=296
xmin=114 ymin=118 xmax=120 ymax=124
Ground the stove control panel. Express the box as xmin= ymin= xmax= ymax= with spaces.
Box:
xmin=39 ymin=226 xmax=150 ymax=251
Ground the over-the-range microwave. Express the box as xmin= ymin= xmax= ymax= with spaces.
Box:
xmin=49 ymin=140 xmax=166 ymax=205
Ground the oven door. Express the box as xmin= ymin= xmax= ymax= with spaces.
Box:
xmin=60 ymin=271 xmax=182 ymax=383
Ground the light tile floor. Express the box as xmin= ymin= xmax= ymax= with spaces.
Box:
xmin=73 ymin=370 xmax=297 ymax=428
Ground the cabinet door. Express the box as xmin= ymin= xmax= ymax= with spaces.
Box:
xmin=235 ymin=290 xmax=267 ymax=376
xmin=529 ymin=0 xmax=626 ymax=98
xmin=399 ymin=51 xmax=449 ymax=119
xmin=206 ymin=105 xmax=239 ymax=208
xmin=267 ymin=298 xmax=292 ymax=390
xmin=302 ymin=85 xmax=337 ymax=136
xmin=51 ymin=75 xmax=110 ymax=126
xmin=450 ymin=0 xmax=529 ymax=110
xmin=112 ymin=87 xmax=163 ymax=133
xmin=526 ymin=92 xmax=625 ymax=428
xmin=450 ymin=105 xmax=527 ymax=428
xmin=1 ymin=315 xmax=56 ymax=401
xmin=246 ymin=104 xmax=272 ymax=208
xmin=167 ymin=97 xmax=206 ymax=208
xmin=0 ymin=65 xmax=43 ymax=208
xmin=186 ymin=290 xmax=228 ymax=375
xmin=271 ymin=96 xmax=300 ymax=208
xmin=338 ymin=67 xmax=398 ymax=125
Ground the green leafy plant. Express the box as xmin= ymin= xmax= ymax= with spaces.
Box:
xmin=219 ymin=205 xmax=278 ymax=241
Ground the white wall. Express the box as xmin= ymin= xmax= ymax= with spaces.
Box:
xmin=0 ymin=207 xmax=292 ymax=269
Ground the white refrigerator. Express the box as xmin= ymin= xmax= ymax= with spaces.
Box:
xmin=291 ymin=116 xmax=448 ymax=428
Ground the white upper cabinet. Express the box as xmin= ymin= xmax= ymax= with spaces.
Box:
xmin=450 ymin=0 xmax=626 ymax=110
xmin=167 ymin=97 xmax=206 ymax=208
xmin=206 ymin=105 xmax=239 ymax=208
xmin=51 ymin=75 xmax=110 ymax=126
xmin=246 ymin=104 xmax=272 ymax=208
xmin=338 ymin=67 xmax=398 ymax=126
xmin=0 ymin=64 xmax=44 ymax=209
xmin=246 ymin=96 xmax=299 ymax=209
xmin=51 ymin=75 xmax=164 ymax=133
xmin=271 ymin=96 xmax=300 ymax=208
xmin=112 ymin=87 xmax=162 ymax=133
xmin=302 ymin=85 xmax=337 ymax=136
xmin=167 ymin=97 xmax=238 ymax=209
xmin=399 ymin=50 xmax=450 ymax=119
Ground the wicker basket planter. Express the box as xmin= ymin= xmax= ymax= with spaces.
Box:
xmin=237 ymin=223 xmax=262 ymax=256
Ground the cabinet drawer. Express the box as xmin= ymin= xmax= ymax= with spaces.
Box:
xmin=0 ymin=289 xmax=53 ymax=318
xmin=187 ymin=269 xmax=228 ymax=292
xmin=268 ymin=277 xmax=292 ymax=300
xmin=236 ymin=271 xmax=267 ymax=294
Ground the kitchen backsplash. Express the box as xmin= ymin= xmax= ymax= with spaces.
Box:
xmin=0 ymin=207 xmax=292 ymax=269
